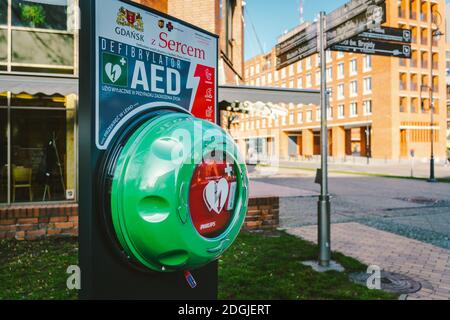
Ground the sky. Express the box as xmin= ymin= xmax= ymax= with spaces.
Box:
xmin=244 ymin=0 xmax=450 ymax=61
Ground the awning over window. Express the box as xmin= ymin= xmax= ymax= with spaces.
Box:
xmin=218 ymin=85 xmax=321 ymax=106
xmin=0 ymin=75 xmax=78 ymax=96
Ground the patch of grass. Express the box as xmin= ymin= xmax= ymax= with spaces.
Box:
xmin=0 ymin=238 xmax=78 ymax=300
xmin=218 ymin=231 xmax=398 ymax=300
xmin=0 ymin=232 xmax=397 ymax=300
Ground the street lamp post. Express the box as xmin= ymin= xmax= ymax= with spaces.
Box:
xmin=428 ymin=8 xmax=443 ymax=183
xmin=318 ymin=11 xmax=331 ymax=267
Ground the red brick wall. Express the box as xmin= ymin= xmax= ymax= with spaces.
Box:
xmin=243 ymin=197 xmax=280 ymax=231
xmin=0 ymin=197 xmax=279 ymax=240
xmin=0 ymin=204 xmax=78 ymax=240
xmin=133 ymin=0 xmax=168 ymax=13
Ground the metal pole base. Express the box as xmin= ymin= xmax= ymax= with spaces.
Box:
xmin=318 ymin=195 xmax=331 ymax=267
xmin=429 ymin=157 xmax=437 ymax=183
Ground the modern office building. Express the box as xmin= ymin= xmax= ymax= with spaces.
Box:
xmin=0 ymin=0 xmax=244 ymax=231
xmin=238 ymin=0 xmax=448 ymax=163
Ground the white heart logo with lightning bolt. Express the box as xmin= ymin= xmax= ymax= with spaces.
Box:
xmin=203 ymin=178 xmax=229 ymax=214
xmin=105 ymin=63 xmax=122 ymax=83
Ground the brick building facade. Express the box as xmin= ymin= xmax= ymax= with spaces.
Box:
xmin=238 ymin=0 xmax=448 ymax=163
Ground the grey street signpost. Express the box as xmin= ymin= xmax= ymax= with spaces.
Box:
xmin=276 ymin=0 xmax=394 ymax=268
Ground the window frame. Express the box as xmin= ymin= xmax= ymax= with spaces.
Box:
xmin=0 ymin=0 xmax=78 ymax=76
xmin=0 ymin=90 xmax=78 ymax=206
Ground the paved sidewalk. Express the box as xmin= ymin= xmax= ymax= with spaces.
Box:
xmin=287 ymin=223 xmax=450 ymax=300
xmin=275 ymin=160 xmax=450 ymax=180
xmin=249 ymin=180 xmax=316 ymax=199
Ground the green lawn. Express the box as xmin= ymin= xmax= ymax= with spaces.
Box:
xmin=0 ymin=231 xmax=397 ymax=300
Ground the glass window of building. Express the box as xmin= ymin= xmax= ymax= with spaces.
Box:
xmin=337 ymin=84 xmax=345 ymax=100
xmin=1 ymin=92 xmax=77 ymax=204
xmin=337 ymin=51 xmax=344 ymax=59
xmin=297 ymin=77 xmax=303 ymax=89
xmin=350 ymin=102 xmax=358 ymax=117
xmin=306 ymin=73 xmax=312 ymax=87
xmin=337 ymin=63 xmax=344 ymax=79
xmin=289 ymin=65 xmax=294 ymax=77
xmin=306 ymin=57 xmax=311 ymax=70
xmin=1 ymin=0 xmax=77 ymax=75
xmin=297 ymin=112 xmax=303 ymax=123
xmin=326 ymin=67 xmax=333 ymax=82
xmin=363 ymin=55 xmax=372 ymax=71
xmin=338 ymin=104 xmax=345 ymax=119
xmin=315 ymin=70 xmax=320 ymax=86
xmin=316 ymin=108 xmax=321 ymax=121
xmin=297 ymin=61 xmax=302 ymax=73
xmin=306 ymin=110 xmax=312 ymax=122
xmin=350 ymin=59 xmax=358 ymax=75
xmin=363 ymin=100 xmax=372 ymax=115
xmin=0 ymin=99 xmax=6 ymax=204
xmin=350 ymin=80 xmax=358 ymax=97
xmin=327 ymin=107 xmax=333 ymax=119
xmin=363 ymin=77 xmax=372 ymax=94
xmin=0 ymin=0 xmax=7 ymax=25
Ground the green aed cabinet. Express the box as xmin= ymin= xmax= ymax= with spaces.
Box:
xmin=79 ymin=0 xmax=248 ymax=299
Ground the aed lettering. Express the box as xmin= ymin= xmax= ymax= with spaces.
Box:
xmin=131 ymin=61 xmax=181 ymax=95
xmin=159 ymin=32 xmax=206 ymax=60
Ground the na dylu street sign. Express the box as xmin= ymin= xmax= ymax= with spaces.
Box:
xmin=357 ymin=27 xmax=412 ymax=43
xmin=276 ymin=23 xmax=317 ymax=58
xmin=277 ymin=38 xmax=317 ymax=70
xmin=326 ymin=1 xmax=386 ymax=47
xmin=275 ymin=0 xmax=386 ymax=69
xmin=331 ymin=38 xmax=412 ymax=58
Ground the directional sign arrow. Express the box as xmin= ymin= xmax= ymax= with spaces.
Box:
xmin=331 ymin=38 xmax=411 ymax=59
xmin=358 ymin=27 xmax=412 ymax=43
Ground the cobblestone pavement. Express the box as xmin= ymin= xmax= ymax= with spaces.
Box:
xmin=250 ymin=167 xmax=450 ymax=250
xmin=287 ymin=223 xmax=450 ymax=300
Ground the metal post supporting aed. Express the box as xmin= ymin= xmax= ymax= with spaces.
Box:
xmin=318 ymin=11 xmax=331 ymax=267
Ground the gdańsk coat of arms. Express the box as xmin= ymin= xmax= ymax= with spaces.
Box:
xmin=117 ymin=7 xmax=144 ymax=32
